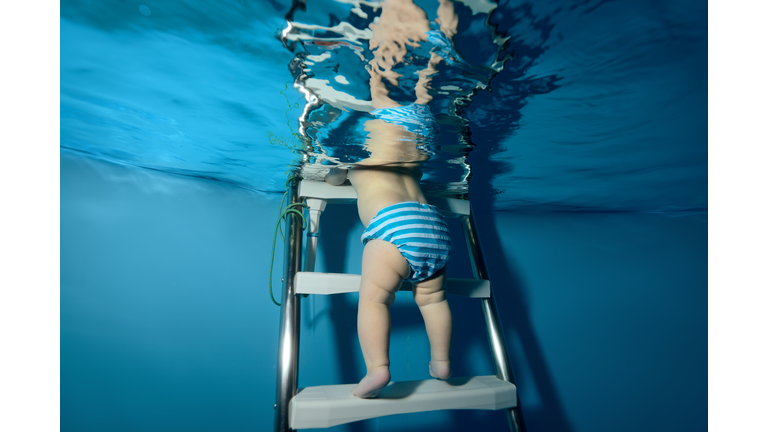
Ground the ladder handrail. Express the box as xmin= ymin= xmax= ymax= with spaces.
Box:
xmin=273 ymin=178 xmax=304 ymax=432
xmin=462 ymin=211 xmax=527 ymax=432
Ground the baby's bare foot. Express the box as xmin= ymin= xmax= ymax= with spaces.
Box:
xmin=429 ymin=360 xmax=451 ymax=380
xmin=352 ymin=367 xmax=391 ymax=399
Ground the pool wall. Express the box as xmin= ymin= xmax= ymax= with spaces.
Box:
xmin=61 ymin=151 xmax=706 ymax=432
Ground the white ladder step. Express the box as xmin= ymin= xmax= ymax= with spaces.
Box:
xmin=295 ymin=272 xmax=491 ymax=298
xmin=289 ymin=375 xmax=517 ymax=429
xmin=298 ymin=180 xmax=470 ymax=217
xmin=299 ymin=180 xmax=358 ymax=203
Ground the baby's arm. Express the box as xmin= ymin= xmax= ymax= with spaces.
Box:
xmin=325 ymin=167 xmax=348 ymax=186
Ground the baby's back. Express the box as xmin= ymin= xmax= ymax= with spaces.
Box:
xmin=348 ymin=166 xmax=428 ymax=227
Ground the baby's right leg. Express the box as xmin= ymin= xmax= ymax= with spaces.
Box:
xmin=413 ymin=270 xmax=453 ymax=379
xmin=368 ymin=64 xmax=402 ymax=110
xmin=353 ymin=239 xmax=410 ymax=398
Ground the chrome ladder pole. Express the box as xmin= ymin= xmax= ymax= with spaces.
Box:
xmin=273 ymin=178 xmax=304 ymax=432
xmin=461 ymin=210 xmax=527 ymax=432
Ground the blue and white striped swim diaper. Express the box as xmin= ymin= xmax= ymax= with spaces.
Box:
xmin=370 ymin=103 xmax=437 ymax=138
xmin=361 ymin=201 xmax=451 ymax=283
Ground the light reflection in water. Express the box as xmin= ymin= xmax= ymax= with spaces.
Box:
xmin=279 ymin=0 xmax=512 ymax=198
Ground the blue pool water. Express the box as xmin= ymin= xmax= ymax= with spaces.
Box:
xmin=60 ymin=0 xmax=707 ymax=212
xmin=59 ymin=1 xmax=707 ymax=431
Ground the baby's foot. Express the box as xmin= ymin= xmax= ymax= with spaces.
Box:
xmin=429 ymin=360 xmax=451 ymax=380
xmin=352 ymin=367 xmax=391 ymax=399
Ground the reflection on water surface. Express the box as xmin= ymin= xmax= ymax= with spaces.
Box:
xmin=280 ymin=0 xmax=515 ymax=198
xmin=60 ymin=0 xmax=706 ymax=212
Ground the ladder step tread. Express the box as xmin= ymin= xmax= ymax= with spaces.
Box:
xmin=289 ymin=375 xmax=516 ymax=429
xmin=298 ymin=180 xmax=470 ymax=216
xmin=295 ymin=272 xmax=491 ymax=298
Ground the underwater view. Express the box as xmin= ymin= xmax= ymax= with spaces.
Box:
xmin=61 ymin=0 xmax=706 ymax=212
xmin=59 ymin=1 xmax=708 ymax=431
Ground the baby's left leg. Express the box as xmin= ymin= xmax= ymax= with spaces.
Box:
xmin=413 ymin=269 xmax=453 ymax=379
xmin=352 ymin=239 xmax=410 ymax=398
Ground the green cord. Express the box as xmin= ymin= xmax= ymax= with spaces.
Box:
xmin=268 ymin=176 xmax=307 ymax=306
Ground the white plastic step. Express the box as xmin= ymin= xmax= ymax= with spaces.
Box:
xmin=298 ymin=180 xmax=470 ymax=217
xmin=299 ymin=180 xmax=358 ymax=203
xmin=289 ymin=375 xmax=516 ymax=429
xmin=295 ymin=272 xmax=491 ymax=298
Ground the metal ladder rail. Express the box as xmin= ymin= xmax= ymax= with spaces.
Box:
xmin=461 ymin=212 xmax=526 ymax=432
xmin=273 ymin=179 xmax=526 ymax=432
xmin=273 ymin=178 xmax=303 ymax=432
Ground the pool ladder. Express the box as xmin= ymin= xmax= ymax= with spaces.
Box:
xmin=273 ymin=179 xmax=526 ymax=431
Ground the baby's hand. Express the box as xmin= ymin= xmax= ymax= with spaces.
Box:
xmin=325 ymin=168 xmax=348 ymax=186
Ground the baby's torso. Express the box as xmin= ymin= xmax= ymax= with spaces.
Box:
xmin=347 ymin=166 xmax=427 ymax=227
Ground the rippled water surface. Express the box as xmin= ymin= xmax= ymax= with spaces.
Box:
xmin=60 ymin=0 xmax=706 ymax=212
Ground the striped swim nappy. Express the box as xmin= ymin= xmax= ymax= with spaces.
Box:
xmin=361 ymin=201 xmax=451 ymax=283
xmin=370 ymin=103 xmax=438 ymax=138
xmin=426 ymin=22 xmax=468 ymax=68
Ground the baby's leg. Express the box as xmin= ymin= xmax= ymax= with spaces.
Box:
xmin=352 ymin=239 xmax=410 ymax=398
xmin=368 ymin=64 xmax=402 ymax=110
xmin=412 ymin=269 xmax=453 ymax=379
xmin=414 ymin=52 xmax=443 ymax=105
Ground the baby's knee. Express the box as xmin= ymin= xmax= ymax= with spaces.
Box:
xmin=360 ymin=283 xmax=398 ymax=306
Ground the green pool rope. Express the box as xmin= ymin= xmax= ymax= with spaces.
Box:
xmin=269 ymin=176 xmax=308 ymax=306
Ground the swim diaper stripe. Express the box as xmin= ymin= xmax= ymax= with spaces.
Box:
xmin=370 ymin=104 xmax=437 ymax=137
xmin=361 ymin=201 xmax=451 ymax=282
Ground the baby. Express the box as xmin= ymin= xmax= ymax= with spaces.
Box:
xmin=324 ymin=0 xmax=460 ymax=399
xmin=326 ymin=137 xmax=453 ymax=399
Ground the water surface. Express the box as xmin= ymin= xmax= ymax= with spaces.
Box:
xmin=60 ymin=0 xmax=707 ymax=212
